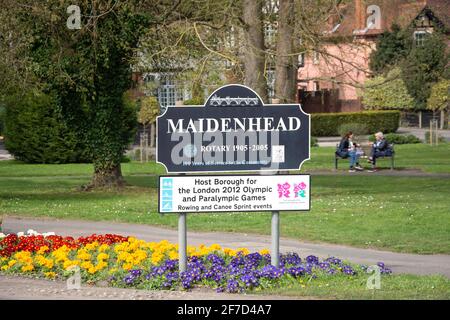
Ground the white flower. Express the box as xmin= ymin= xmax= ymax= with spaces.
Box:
xmin=0 ymin=233 xmax=5 ymax=239
xmin=42 ymin=232 xmax=55 ymax=237
xmin=17 ymin=232 xmax=24 ymax=237
xmin=27 ymin=229 xmax=38 ymax=236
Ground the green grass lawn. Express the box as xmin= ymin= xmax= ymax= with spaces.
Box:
xmin=1 ymin=160 xmax=449 ymax=254
xmin=260 ymin=274 xmax=450 ymax=299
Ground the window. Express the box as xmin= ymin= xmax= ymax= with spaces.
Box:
xmin=313 ymin=81 xmax=320 ymax=91
xmin=267 ymin=69 xmax=275 ymax=100
xmin=157 ymin=75 xmax=184 ymax=113
xmin=298 ymin=53 xmax=305 ymax=67
xmin=414 ymin=31 xmax=428 ymax=47
xmin=313 ymin=51 xmax=320 ymax=65
xmin=264 ymin=22 xmax=277 ymax=47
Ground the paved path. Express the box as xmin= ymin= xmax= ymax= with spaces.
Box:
xmin=3 ymin=216 xmax=450 ymax=278
xmin=0 ymin=275 xmax=296 ymax=300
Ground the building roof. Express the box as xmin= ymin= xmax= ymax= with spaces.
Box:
xmin=326 ymin=0 xmax=450 ymax=38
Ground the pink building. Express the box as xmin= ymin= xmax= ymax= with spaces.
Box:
xmin=297 ymin=0 xmax=450 ymax=113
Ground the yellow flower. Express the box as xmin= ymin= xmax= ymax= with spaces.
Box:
xmin=95 ymin=261 xmax=108 ymax=271
xmin=97 ymin=253 xmax=109 ymax=261
xmin=98 ymin=244 xmax=110 ymax=252
xmin=14 ymin=252 xmax=33 ymax=264
xmin=44 ymin=271 xmax=56 ymax=279
xmin=168 ymin=250 xmax=179 ymax=260
xmin=150 ymin=251 xmax=164 ymax=265
xmin=209 ymin=244 xmax=222 ymax=251
xmin=37 ymin=246 xmax=49 ymax=255
xmin=236 ymin=248 xmax=250 ymax=255
xmin=21 ymin=264 xmax=34 ymax=272
xmin=1 ymin=265 xmax=9 ymax=271
xmin=85 ymin=241 xmax=99 ymax=251
xmin=80 ymin=261 xmax=94 ymax=270
xmin=259 ymin=249 xmax=270 ymax=255
xmin=122 ymin=263 xmax=133 ymax=271
xmin=88 ymin=266 xmax=97 ymax=274
xmin=8 ymin=260 xmax=17 ymax=267
xmin=63 ymin=260 xmax=80 ymax=270
xmin=76 ymin=249 xmax=92 ymax=261
xmin=223 ymin=248 xmax=237 ymax=257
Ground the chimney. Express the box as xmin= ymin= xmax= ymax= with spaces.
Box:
xmin=354 ymin=0 xmax=364 ymax=30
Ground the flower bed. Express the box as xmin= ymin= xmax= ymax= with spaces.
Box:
xmin=0 ymin=231 xmax=392 ymax=293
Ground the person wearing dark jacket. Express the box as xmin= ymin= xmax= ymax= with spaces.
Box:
xmin=368 ymin=132 xmax=392 ymax=172
xmin=336 ymin=131 xmax=363 ymax=172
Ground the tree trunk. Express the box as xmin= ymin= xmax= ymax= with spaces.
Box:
xmin=242 ymin=0 xmax=268 ymax=102
xmin=275 ymin=0 xmax=297 ymax=103
xmin=150 ymin=122 xmax=156 ymax=148
xmin=89 ymin=164 xmax=125 ymax=189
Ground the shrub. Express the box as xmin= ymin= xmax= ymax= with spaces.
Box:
xmin=183 ymin=97 xmax=204 ymax=105
xmin=3 ymin=91 xmax=89 ymax=163
xmin=0 ymin=105 xmax=5 ymax=136
xmin=311 ymin=111 xmax=400 ymax=136
xmin=337 ymin=123 xmax=369 ymax=137
xmin=369 ymin=133 xmax=421 ymax=144
xmin=310 ymin=137 xmax=318 ymax=147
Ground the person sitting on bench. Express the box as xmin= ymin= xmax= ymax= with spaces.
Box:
xmin=336 ymin=131 xmax=364 ymax=172
xmin=368 ymin=132 xmax=393 ymax=172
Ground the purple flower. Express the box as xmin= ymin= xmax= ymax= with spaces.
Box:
xmin=226 ymin=279 xmax=239 ymax=293
xmin=306 ymin=255 xmax=319 ymax=265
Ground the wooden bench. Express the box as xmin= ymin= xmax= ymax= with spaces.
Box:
xmin=334 ymin=143 xmax=395 ymax=170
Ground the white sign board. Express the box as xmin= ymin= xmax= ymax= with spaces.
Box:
xmin=159 ymin=175 xmax=310 ymax=213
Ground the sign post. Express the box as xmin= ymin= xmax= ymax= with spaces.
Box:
xmin=271 ymin=211 xmax=280 ymax=267
xmin=178 ymin=212 xmax=187 ymax=273
xmin=156 ymin=84 xmax=311 ymax=271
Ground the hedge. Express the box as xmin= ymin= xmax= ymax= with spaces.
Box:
xmin=311 ymin=111 xmax=400 ymax=136
xmin=3 ymin=91 xmax=90 ymax=164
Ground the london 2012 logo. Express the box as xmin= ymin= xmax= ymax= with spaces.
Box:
xmin=277 ymin=182 xmax=307 ymax=199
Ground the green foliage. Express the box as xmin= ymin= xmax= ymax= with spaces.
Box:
xmin=311 ymin=111 xmax=400 ymax=136
xmin=361 ymin=68 xmax=415 ymax=110
xmin=138 ymin=96 xmax=159 ymax=126
xmin=310 ymin=137 xmax=318 ymax=147
xmin=10 ymin=1 xmax=153 ymax=182
xmin=0 ymin=104 xmax=5 ymax=136
xmin=401 ymin=32 xmax=449 ymax=109
xmin=368 ymin=133 xmax=421 ymax=145
xmin=183 ymin=97 xmax=205 ymax=105
xmin=337 ymin=123 xmax=369 ymax=137
xmin=369 ymin=24 xmax=412 ymax=75
xmin=3 ymin=91 xmax=89 ymax=163
xmin=427 ymin=79 xmax=450 ymax=111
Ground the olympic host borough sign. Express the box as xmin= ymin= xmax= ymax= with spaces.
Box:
xmin=156 ymin=84 xmax=310 ymax=173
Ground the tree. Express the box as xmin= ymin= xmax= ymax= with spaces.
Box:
xmin=3 ymin=91 xmax=89 ymax=163
xmin=427 ymin=79 xmax=450 ymax=129
xmin=361 ymin=68 xmax=414 ymax=110
xmin=369 ymin=24 xmax=412 ymax=75
xmin=138 ymin=96 xmax=159 ymax=148
xmin=401 ymin=32 xmax=449 ymax=109
xmin=274 ymin=0 xmax=297 ymax=103
xmin=3 ymin=1 xmax=160 ymax=188
xmin=242 ymin=0 xmax=268 ymax=102
xmin=427 ymin=79 xmax=450 ymax=111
